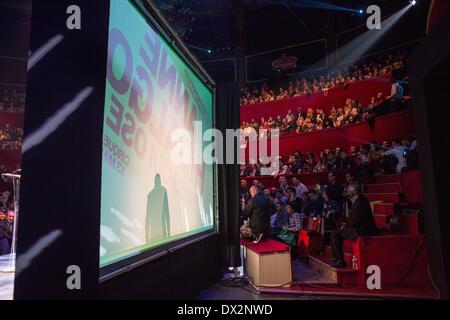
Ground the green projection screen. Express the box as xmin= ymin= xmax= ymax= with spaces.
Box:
xmin=100 ymin=0 xmax=216 ymax=270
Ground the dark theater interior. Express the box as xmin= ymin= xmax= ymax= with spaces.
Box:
xmin=0 ymin=0 xmax=450 ymax=307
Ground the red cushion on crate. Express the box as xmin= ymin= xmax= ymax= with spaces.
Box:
xmin=246 ymin=239 xmax=290 ymax=254
xmin=240 ymin=238 xmax=253 ymax=246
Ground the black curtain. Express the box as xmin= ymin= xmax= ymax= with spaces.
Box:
xmin=216 ymin=83 xmax=241 ymax=268
xmin=409 ymin=9 xmax=450 ymax=298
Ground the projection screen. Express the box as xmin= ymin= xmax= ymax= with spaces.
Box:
xmin=100 ymin=0 xmax=216 ymax=275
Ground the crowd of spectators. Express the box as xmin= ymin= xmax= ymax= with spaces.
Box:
xmin=0 ymin=123 xmax=23 ymax=150
xmin=240 ymin=136 xmax=418 ymax=180
xmin=240 ymin=51 xmax=406 ymax=105
xmin=240 ymin=91 xmax=399 ymax=137
xmin=0 ymin=88 xmax=26 ymax=113
xmin=240 ymin=171 xmax=356 ymax=250
xmin=240 ymin=136 xmax=418 ymax=259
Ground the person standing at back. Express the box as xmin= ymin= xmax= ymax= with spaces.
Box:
xmin=240 ymin=185 xmax=271 ymax=243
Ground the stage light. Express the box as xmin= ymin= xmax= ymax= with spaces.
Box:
xmin=359 ymin=9 xmax=363 ymax=14
xmin=410 ymin=0 xmax=416 ymax=5
xmin=187 ymin=44 xmax=213 ymax=55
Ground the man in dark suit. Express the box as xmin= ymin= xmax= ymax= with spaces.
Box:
xmin=330 ymin=184 xmax=378 ymax=267
xmin=0 ymin=210 xmax=14 ymax=255
xmin=240 ymin=185 xmax=271 ymax=243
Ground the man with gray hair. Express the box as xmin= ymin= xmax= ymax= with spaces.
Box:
xmin=240 ymin=184 xmax=271 ymax=243
xmin=330 ymin=183 xmax=378 ymax=268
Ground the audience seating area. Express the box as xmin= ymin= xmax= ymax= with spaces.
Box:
xmin=308 ymin=172 xmax=430 ymax=289
xmin=240 ymin=76 xmax=392 ymax=122
xmin=239 ymin=70 xmax=436 ymax=298
xmin=242 ymin=109 xmax=415 ymax=158
xmin=242 ymin=171 xmax=433 ymax=298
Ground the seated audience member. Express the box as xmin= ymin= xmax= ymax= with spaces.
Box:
xmin=330 ymin=184 xmax=378 ymax=267
xmin=342 ymin=172 xmax=361 ymax=208
xmin=304 ymin=190 xmax=324 ymax=217
xmin=240 ymin=185 xmax=271 ymax=243
xmin=278 ymin=176 xmax=289 ymax=197
xmin=240 ymin=165 xmax=252 ymax=177
xmin=263 ymin=188 xmax=275 ymax=208
xmin=335 ymin=150 xmax=355 ymax=171
xmin=368 ymin=141 xmax=383 ymax=176
xmin=299 ymin=191 xmax=311 ymax=215
xmin=322 ymin=190 xmax=342 ymax=231
xmin=366 ymin=96 xmax=377 ymax=110
xmin=270 ymin=202 xmax=289 ymax=238
xmin=291 ymin=153 xmax=304 ymax=174
xmin=275 ymin=202 xmax=303 ymax=259
xmin=383 ymin=139 xmax=407 ymax=173
xmin=314 ymin=179 xmax=326 ymax=196
xmin=240 ymin=179 xmax=250 ymax=202
xmin=358 ymin=145 xmax=371 ymax=176
xmin=274 ymin=188 xmax=288 ymax=206
xmin=283 ymin=202 xmax=304 ymax=233
xmin=285 ymin=186 xmax=296 ymax=203
xmin=387 ymin=78 xmax=404 ymax=111
xmin=0 ymin=191 xmax=10 ymax=209
xmin=314 ymin=158 xmax=326 ymax=173
xmin=249 ymin=164 xmax=260 ymax=177
xmin=0 ymin=209 xmax=14 ymax=255
xmin=326 ymin=172 xmax=343 ymax=205
xmin=286 ymin=187 xmax=301 ymax=212
xmin=292 ymin=177 xmax=308 ymax=199
xmin=403 ymin=136 xmax=418 ymax=170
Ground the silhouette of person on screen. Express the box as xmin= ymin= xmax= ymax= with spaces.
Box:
xmin=145 ymin=174 xmax=170 ymax=243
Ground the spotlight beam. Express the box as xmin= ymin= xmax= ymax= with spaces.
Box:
xmin=187 ymin=44 xmax=212 ymax=54
xmin=309 ymin=4 xmax=413 ymax=72
xmin=335 ymin=5 xmax=412 ymax=68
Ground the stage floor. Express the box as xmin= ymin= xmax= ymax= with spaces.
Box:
xmin=198 ymin=260 xmax=339 ymax=300
xmin=198 ymin=259 xmax=437 ymax=300
xmin=0 ymin=255 xmax=14 ymax=300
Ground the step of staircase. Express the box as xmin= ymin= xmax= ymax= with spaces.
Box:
xmin=366 ymin=193 xmax=400 ymax=203
xmin=373 ymin=202 xmax=395 ymax=215
xmin=365 ymin=183 xmax=401 ymax=193
xmin=324 ymin=244 xmax=353 ymax=266
xmin=375 ymin=174 xmax=401 ymax=184
xmin=309 ymin=254 xmax=358 ymax=284
xmin=397 ymin=213 xmax=421 ymax=236
xmin=374 ymin=214 xmax=391 ymax=229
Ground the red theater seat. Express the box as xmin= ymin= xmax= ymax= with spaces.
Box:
xmin=298 ymin=217 xmax=324 ymax=258
xmin=313 ymin=235 xmax=431 ymax=289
